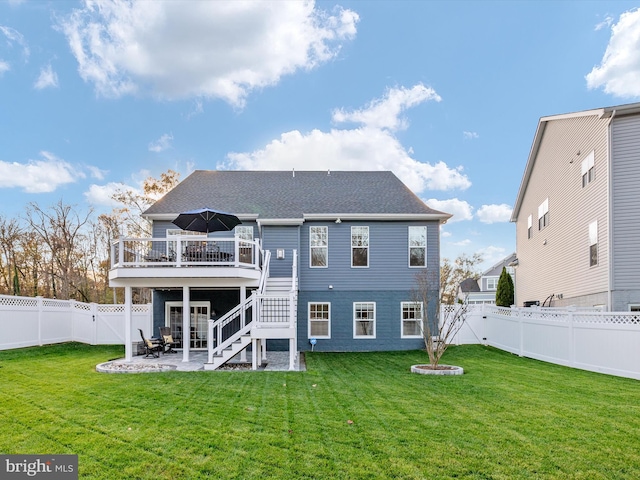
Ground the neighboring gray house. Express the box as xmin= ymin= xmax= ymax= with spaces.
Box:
xmin=457 ymin=253 xmax=516 ymax=305
xmin=511 ymin=102 xmax=640 ymax=311
xmin=109 ymin=170 xmax=451 ymax=369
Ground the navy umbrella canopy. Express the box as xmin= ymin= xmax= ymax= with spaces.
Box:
xmin=172 ymin=208 xmax=241 ymax=234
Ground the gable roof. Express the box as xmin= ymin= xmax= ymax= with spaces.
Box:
xmin=481 ymin=253 xmax=517 ymax=277
xmin=510 ymin=101 xmax=640 ymax=222
xmin=459 ymin=278 xmax=480 ymax=293
xmin=144 ymin=170 xmax=451 ymax=223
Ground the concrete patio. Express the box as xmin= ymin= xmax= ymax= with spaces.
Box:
xmin=97 ymin=350 xmax=306 ymax=373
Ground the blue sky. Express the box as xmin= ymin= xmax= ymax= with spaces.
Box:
xmin=1 ymin=0 xmax=640 ymax=270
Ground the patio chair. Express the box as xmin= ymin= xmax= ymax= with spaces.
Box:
xmin=159 ymin=326 xmax=179 ymax=354
xmin=138 ymin=328 xmax=162 ymax=358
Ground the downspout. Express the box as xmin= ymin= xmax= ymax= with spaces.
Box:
xmin=606 ymin=109 xmax=617 ymax=311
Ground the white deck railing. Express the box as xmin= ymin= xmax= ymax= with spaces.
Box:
xmin=110 ymin=236 xmax=261 ymax=269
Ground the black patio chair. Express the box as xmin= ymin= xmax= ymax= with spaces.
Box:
xmin=138 ymin=328 xmax=162 ymax=358
xmin=159 ymin=326 xmax=179 ymax=354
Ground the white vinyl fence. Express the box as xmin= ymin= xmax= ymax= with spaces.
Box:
xmin=446 ymin=304 xmax=640 ymax=381
xmin=0 ymin=294 xmax=152 ymax=351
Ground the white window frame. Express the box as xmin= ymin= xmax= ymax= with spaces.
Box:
xmin=310 ymin=226 xmax=328 ymax=268
xmin=308 ymin=302 xmax=331 ymax=339
xmin=353 ymin=302 xmax=376 ymax=338
xmin=351 ymin=226 xmax=369 ymax=268
xmin=401 ymin=301 xmax=423 ymax=338
xmin=527 ymin=214 xmax=533 ymax=239
xmin=235 ymin=225 xmax=253 ymax=240
xmin=538 ymin=198 xmax=549 ymax=231
xmin=628 ymin=304 xmax=640 ymax=312
xmin=589 ymin=220 xmax=598 ymax=267
xmin=486 ymin=277 xmax=498 ymax=290
xmin=408 ymin=226 xmax=427 ymax=267
xmin=581 ymin=151 xmax=595 ymax=188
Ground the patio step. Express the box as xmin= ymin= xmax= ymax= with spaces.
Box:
xmin=203 ymin=334 xmax=252 ymax=370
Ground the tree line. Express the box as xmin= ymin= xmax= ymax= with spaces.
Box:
xmin=0 ymin=170 xmax=180 ymax=303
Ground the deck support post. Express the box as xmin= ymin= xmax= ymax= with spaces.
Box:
xmin=124 ymin=286 xmax=132 ymax=362
xmin=182 ymin=286 xmax=190 ymax=362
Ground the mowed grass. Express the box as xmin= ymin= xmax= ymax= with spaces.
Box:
xmin=1 ymin=344 xmax=640 ymax=479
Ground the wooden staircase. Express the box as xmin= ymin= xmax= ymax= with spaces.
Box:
xmin=207 ymin=333 xmax=252 ymax=370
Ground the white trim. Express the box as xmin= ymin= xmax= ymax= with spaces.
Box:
xmin=401 ymin=301 xmax=423 ymax=339
xmin=408 ymin=226 xmax=427 ymax=268
xmin=257 ymin=218 xmax=305 ymax=226
xmin=308 ymin=302 xmax=331 ymax=339
xmin=309 ymin=226 xmax=328 ymax=268
xmin=304 ymin=213 xmax=451 ymax=222
xmin=165 ymin=300 xmax=210 ymax=350
xmin=353 ymin=302 xmax=376 ymax=339
xmin=351 ymin=226 xmax=369 ymax=268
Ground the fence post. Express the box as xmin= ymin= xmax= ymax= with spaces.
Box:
xmin=37 ymin=296 xmax=43 ymax=346
xmin=91 ymin=302 xmax=98 ymax=345
xmin=69 ymin=300 xmax=76 ymax=342
xmin=568 ymin=310 xmax=575 ymax=367
xmin=518 ymin=307 xmax=524 ymax=357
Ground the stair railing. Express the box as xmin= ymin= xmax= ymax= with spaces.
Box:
xmin=207 ymin=249 xmax=271 ymax=364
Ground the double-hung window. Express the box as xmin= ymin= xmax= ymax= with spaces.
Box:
xmin=353 ymin=302 xmax=375 ymax=338
xmin=589 ymin=220 xmax=598 ymax=267
xmin=486 ymin=277 xmax=498 ymax=290
xmin=308 ymin=302 xmax=330 ymax=338
xmin=401 ymin=302 xmax=423 ymax=338
xmin=582 ymin=151 xmax=595 ymax=188
xmin=538 ymin=198 xmax=549 ymax=230
xmin=409 ymin=226 xmax=427 ymax=267
xmin=351 ymin=226 xmax=369 ymax=267
xmin=527 ymin=215 xmax=533 ymax=239
xmin=310 ymin=226 xmax=328 ymax=267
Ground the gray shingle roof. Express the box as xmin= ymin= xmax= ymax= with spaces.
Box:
xmin=144 ymin=170 xmax=450 ymax=220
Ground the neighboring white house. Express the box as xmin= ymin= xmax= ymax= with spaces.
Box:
xmin=457 ymin=253 xmax=516 ymax=305
xmin=510 ymin=101 xmax=640 ymax=311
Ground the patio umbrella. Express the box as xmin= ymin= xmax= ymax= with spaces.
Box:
xmin=172 ymin=208 xmax=241 ymax=233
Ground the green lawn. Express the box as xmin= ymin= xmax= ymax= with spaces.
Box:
xmin=1 ymin=343 xmax=640 ymax=479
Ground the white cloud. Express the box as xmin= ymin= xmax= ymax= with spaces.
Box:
xmin=332 ymin=84 xmax=441 ymax=131
xmin=149 ymin=133 xmax=173 ymax=153
xmin=59 ymin=1 xmax=359 ymax=106
xmin=0 ymin=151 xmax=79 ymax=193
xmin=222 ymin=127 xmax=469 ymax=193
xmin=463 ymin=131 xmax=479 ymax=140
xmin=34 ymin=64 xmax=59 ymax=90
xmin=84 ymin=182 xmax=129 ymax=207
xmin=441 ymin=231 xmax=452 ymax=238
xmin=453 ymin=239 xmax=471 ymax=246
xmin=476 ymin=203 xmax=512 ymax=224
xmin=595 ymin=15 xmax=614 ymax=31
xmin=221 ymin=85 xmax=470 ymax=193
xmin=0 ymin=25 xmax=29 ymax=59
xmin=87 ymin=165 xmax=108 ymax=180
xmin=476 ymin=245 xmax=508 ymax=268
xmin=0 ymin=60 xmax=9 ymax=75
xmin=586 ymin=8 xmax=640 ymax=97
xmin=424 ymin=198 xmax=473 ymax=222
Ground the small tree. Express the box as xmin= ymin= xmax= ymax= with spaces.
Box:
xmin=414 ymin=270 xmax=469 ymax=369
xmin=495 ymin=267 xmax=514 ymax=307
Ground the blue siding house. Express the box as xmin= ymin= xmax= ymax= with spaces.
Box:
xmin=109 ymin=170 xmax=451 ymax=369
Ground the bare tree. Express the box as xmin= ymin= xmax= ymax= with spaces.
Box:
xmin=25 ymin=201 xmax=93 ymax=300
xmin=109 ymin=169 xmax=180 ymax=237
xmin=0 ymin=216 xmax=23 ymax=295
xmin=414 ymin=269 xmax=469 ymax=369
xmin=440 ymin=253 xmax=483 ymax=305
